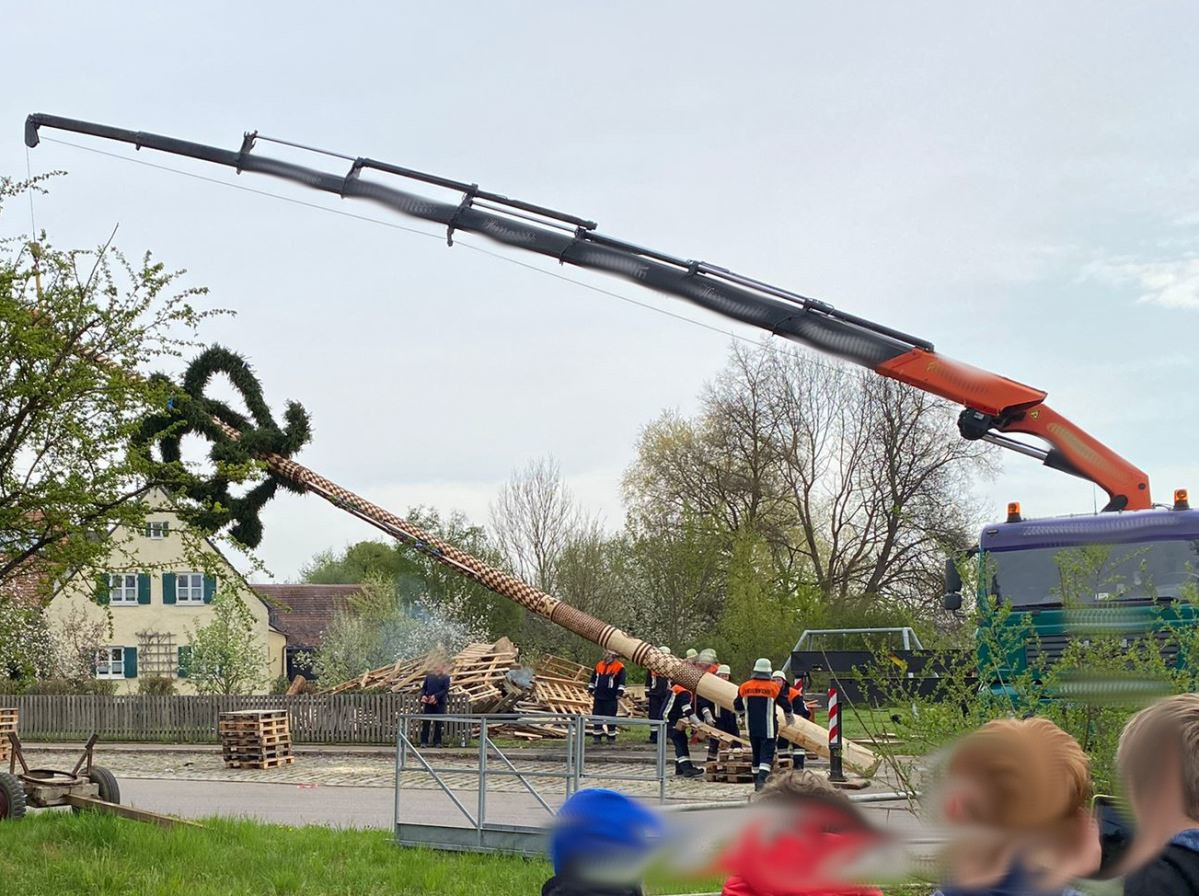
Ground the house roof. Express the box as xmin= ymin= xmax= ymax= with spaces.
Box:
xmin=254 ymin=584 xmax=363 ymax=649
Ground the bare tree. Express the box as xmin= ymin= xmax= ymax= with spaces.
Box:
xmin=624 ymin=340 xmax=995 ymax=614
xmin=490 ymin=456 xmax=583 ymax=594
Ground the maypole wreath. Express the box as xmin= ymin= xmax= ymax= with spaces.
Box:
xmin=138 ymin=346 xmax=311 ymax=548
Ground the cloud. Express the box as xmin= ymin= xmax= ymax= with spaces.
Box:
xmin=1085 ymin=254 xmax=1199 ymax=310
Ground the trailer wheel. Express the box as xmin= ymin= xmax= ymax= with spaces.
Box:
xmin=86 ymin=766 xmax=121 ymax=805
xmin=0 ymin=772 xmax=27 ymax=821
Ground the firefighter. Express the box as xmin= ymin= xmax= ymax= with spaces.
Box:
xmin=663 ymin=679 xmax=704 ymax=777
xmin=588 ymin=649 xmax=627 ymax=745
xmin=646 ymin=646 xmax=672 ymax=744
xmin=734 ymin=658 xmax=794 ymax=791
xmin=694 ymin=648 xmax=720 ymax=734
xmin=707 ymin=663 xmax=741 ymax=762
xmin=772 ymin=670 xmax=811 ymax=771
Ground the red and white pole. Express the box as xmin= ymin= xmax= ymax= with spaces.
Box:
xmin=827 ymin=686 xmax=846 ymax=782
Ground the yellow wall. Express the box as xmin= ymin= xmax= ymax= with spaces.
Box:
xmin=44 ymin=490 xmax=283 ymax=695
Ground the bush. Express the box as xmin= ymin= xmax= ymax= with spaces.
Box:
xmin=138 ymin=676 xmax=176 ymax=696
xmin=19 ymin=678 xmax=118 ymax=696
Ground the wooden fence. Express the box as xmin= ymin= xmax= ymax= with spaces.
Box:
xmin=0 ymin=693 xmax=472 ymax=745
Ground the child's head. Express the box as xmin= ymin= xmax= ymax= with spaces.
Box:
xmin=549 ymin=789 xmax=666 ymax=884
xmin=945 ymin=717 xmax=1091 ymax=831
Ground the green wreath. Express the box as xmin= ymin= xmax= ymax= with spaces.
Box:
xmin=139 ymin=346 xmax=311 ymax=548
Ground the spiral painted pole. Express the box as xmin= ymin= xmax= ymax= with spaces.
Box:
xmin=248 ymin=436 xmax=878 ymax=774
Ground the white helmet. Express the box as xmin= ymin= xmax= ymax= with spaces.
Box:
xmin=658 ymin=646 xmax=672 ymax=656
xmin=753 ymin=657 xmax=772 ymax=675
xmin=716 ymin=664 xmax=731 ymax=677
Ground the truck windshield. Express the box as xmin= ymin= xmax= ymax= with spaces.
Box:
xmin=988 ymin=539 xmax=1199 ymax=607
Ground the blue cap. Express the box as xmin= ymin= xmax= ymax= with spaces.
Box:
xmin=548 ymin=789 xmax=665 ymax=877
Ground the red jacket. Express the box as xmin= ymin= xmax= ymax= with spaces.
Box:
xmin=718 ymin=810 xmax=884 ymax=896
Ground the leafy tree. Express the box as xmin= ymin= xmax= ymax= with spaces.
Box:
xmin=301 ymin=507 xmax=521 ymax=641
xmin=186 ymin=593 xmax=267 ymax=695
xmin=0 ymin=596 xmax=53 ymax=686
xmin=0 ymin=174 xmax=220 ymax=605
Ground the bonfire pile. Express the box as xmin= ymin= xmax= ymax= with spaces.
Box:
xmin=323 ymin=640 xmax=643 ymax=740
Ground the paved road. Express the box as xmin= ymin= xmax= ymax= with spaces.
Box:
xmin=118 ymin=778 xmax=562 ymax=830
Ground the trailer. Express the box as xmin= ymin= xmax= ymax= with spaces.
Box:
xmin=0 ymin=733 xmax=194 ymax=828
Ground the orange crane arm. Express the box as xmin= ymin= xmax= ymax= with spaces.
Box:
xmin=24 ymin=113 xmax=1151 ymax=511
xmin=877 ymin=349 xmax=1150 ymax=510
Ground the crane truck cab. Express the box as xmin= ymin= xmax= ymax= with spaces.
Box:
xmin=945 ymin=490 xmax=1199 ymax=691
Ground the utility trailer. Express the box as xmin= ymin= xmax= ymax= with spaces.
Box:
xmin=0 ymin=733 xmax=192 ymax=827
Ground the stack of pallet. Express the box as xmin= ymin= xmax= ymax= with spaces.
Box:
xmin=705 ymin=746 xmax=795 ymax=783
xmin=323 ymin=638 xmax=532 ymax=715
xmin=500 ymin=654 xmax=641 ymax=740
xmin=0 ymin=707 xmax=16 ymax=765
xmin=219 ymin=710 xmax=295 ymax=769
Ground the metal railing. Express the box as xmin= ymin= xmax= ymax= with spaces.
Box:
xmin=393 ymin=712 xmax=666 ymax=854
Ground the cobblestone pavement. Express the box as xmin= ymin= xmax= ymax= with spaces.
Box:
xmin=22 ymin=744 xmax=915 ymax=803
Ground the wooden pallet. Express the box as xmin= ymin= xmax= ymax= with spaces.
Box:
xmin=225 ymin=755 xmax=295 ymax=769
xmin=0 ymin=707 xmax=16 ymax=763
xmin=676 ymin=718 xmax=750 ymax=748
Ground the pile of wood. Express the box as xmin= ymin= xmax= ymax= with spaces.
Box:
xmin=705 ymin=746 xmax=796 ymax=784
xmin=324 ymin=643 xmax=655 ymax=742
xmin=324 ymin=638 xmax=532 ymax=714
xmin=500 ymin=655 xmax=641 ymax=741
xmin=219 ymin=709 xmax=295 ymax=769
xmin=0 ymin=707 xmax=16 ymax=765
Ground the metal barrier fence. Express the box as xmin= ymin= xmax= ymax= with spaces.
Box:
xmin=394 ymin=712 xmax=667 ymax=854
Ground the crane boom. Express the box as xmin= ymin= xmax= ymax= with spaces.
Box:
xmin=25 ymin=113 xmax=1152 ymax=511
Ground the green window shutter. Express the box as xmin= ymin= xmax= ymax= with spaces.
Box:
xmin=123 ymin=646 xmax=138 ymax=679
xmin=177 ymin=646 xmax=191 ymax=678
xmin=203 ymin=575 xmax=217 ymax=604
xmin=137 ymin=573 xmax=151 ymax=605
xmin=95 ymin=574 xmax=111 ymax=606
xmin=162 ymin=521 xmax=170 ymax=535
xmin=162 ymin=572 xmax=177 ymax=605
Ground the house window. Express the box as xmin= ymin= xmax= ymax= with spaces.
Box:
xmin=108 ymin=574 xmax=138 ymax=605
xmin=146 ymin=521 xmax=169 ymax=539
xmin=95 ymin=647 xmax=125 ymax=680
xmin=176 ymin=573 xmax=206 ymax=604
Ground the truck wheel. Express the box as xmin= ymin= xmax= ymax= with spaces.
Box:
xmin=86 ymin=766 xmax=121 ymax=805
xmin=0 ymin=772 xmax=27 ymax=821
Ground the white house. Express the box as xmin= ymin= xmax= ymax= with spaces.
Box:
xmin=44 ymin=489 xmax=286 ymax=694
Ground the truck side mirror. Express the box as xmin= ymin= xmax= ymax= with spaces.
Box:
xmin=943 ymin=558 xmax=963 ymax=611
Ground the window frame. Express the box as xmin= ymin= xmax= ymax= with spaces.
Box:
xmin=95 ymin=647 xmax=125 ymax=680
xmin=146 ymin=521 xmax=169 ymax=540
xmin=176 ymin=572 xmax=206 ymax=605
xmin=108 ymin=573 xmax=139 ymax=606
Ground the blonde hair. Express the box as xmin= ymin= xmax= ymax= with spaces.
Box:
xmin=948 ymin=717 xmax=1091 ymax=830
xmin=1118 ymin=693 xmax=1199 ymax=819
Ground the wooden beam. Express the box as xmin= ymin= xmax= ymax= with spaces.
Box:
xmin=65 ymin=795 xmax=204 ymax=829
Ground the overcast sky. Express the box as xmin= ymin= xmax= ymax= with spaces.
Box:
xmin=4 ymin=3 xmax=1197 ymax=582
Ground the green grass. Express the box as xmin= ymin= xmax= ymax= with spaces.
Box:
xmin=0 ymin=813 xmax=726 ymax=896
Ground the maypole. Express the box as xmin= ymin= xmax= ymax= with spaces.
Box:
xmin=122 ymin=346 xmax=879 ymax=776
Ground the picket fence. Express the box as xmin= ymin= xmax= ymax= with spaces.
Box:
xmin=0 ymin=692 xmax=471 ymax=745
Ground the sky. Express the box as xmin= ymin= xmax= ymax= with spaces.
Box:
xmin=3 ymin=3 xmax=1197 ymax=582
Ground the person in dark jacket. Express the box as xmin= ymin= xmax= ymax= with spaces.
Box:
xmin=1117 ymin=694 xmax=1199 ymax=895
xmin=645 ymin=646 xmax=672 ymax=745
xmin=418 ymin=662 xmax=451 ymax=748
xmin=734 ymin=658 xmax=793 ymax=791
xmin=588 ymin=649 xmax=627 ymax=745
xmin=707 ymin=664 xmax=740 ymax=762
xmin=543 ymin=787 xmax=667 ymax=896
xmin=772 ymin=671 xmax=811 ymax=771
xmin=664 ymin=680 xmax=704 ymax=777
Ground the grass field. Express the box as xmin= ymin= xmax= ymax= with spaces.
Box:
xmin=0 ymin=813 xmax=727 ymax=896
